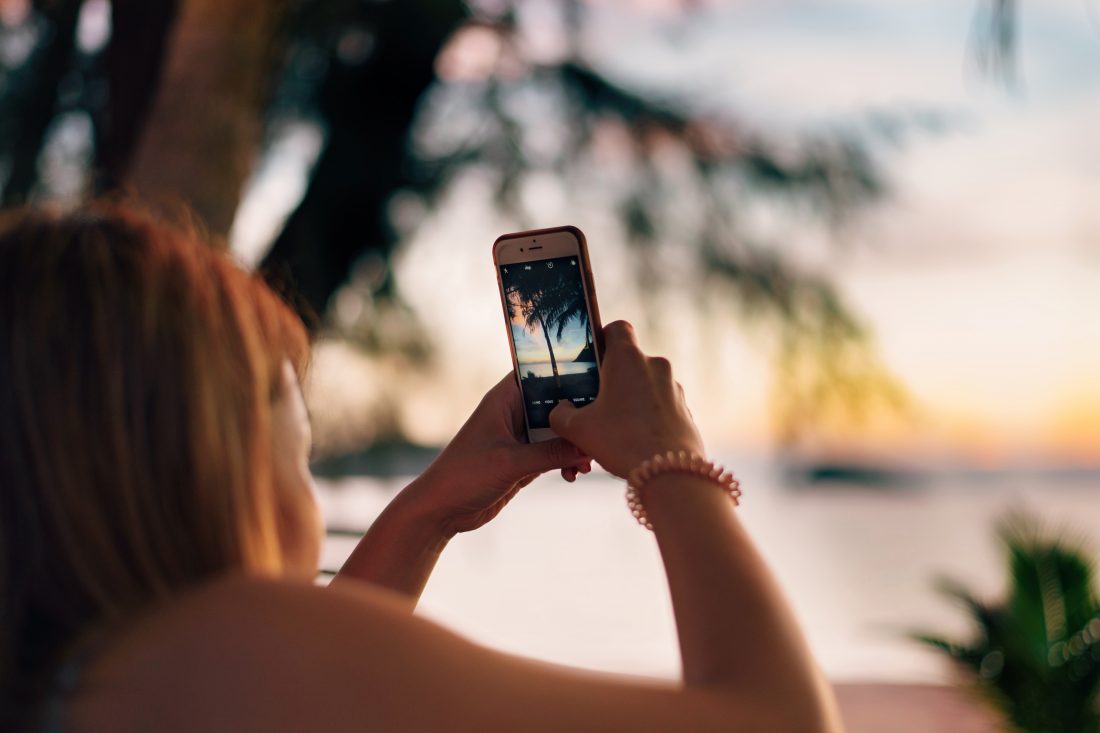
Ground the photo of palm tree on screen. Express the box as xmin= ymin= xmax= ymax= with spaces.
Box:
xmin=502 ymin=256 xmax=599 ymax=428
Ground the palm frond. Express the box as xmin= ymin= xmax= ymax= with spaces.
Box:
xmin=915 ymin=515 xmax=1100 ymax=733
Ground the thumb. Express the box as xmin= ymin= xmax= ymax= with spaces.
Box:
xmin=512 ymin=438 xmax=585 ymax=476
xmin=548 ymin=399 xmax=579 ymax=437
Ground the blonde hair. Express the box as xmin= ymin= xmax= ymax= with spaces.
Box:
xmin=0 ymin=203 xmax=310 ymax=727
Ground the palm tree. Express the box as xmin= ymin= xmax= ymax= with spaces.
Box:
xmin=534 ymin=274 xmax=594 ymax=363
xmin=504 ymin=265 xmax=577 ymax=385
xmin=0 ymin=0 xmax=904 ymax=444
xmin=554 ymin=277 xmax=589 ymax=358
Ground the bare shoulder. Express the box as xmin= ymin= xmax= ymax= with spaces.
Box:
xmin=71 ymin=575 xmax=440 ymax=733
xmin=72 ymin=575 xmax=758 ymax=733
xmin=160 ymin=572 xmax=420 ymax=636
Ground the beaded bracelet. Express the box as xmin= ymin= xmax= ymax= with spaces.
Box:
xmin=625 ymin=450 xmax=742 ymax=530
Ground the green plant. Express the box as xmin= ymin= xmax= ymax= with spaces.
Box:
xmin=914 ymin=517 xmax=1100 ymax=733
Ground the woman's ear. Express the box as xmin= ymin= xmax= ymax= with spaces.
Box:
xmin=270 ymin=360 xmax=322 ymax=578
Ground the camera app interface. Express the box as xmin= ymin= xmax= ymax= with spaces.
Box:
xmin=500 ymin=255 xmax=599 ymax=429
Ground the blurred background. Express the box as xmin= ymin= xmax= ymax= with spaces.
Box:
xmin=3 ymin=0 xmax=1099 ymax=729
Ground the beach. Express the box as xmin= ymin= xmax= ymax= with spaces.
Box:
xmin=318 ymin=464 xmax=1100 ymax=683
xmin=317 ymin=461 xmax=1100 ymax=731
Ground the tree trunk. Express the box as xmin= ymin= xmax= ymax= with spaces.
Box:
xmin=260 ymin=0 xmax=467 ymax=321
xmin=537 ymin=311 xmax=560 ymax=385
xmin=122 ymin=0 xmax=290 ymax=236
xmin=94 ymin=0 xmax=180 ymax=193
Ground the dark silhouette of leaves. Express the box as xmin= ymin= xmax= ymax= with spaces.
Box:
xmin=0 ymin=0 xmax=936 ymax=442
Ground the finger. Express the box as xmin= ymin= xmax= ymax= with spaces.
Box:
xmin=649 ymin=356 xmax=675 ymax=391
xmin=548 ymin=399 xmax=583 ymax=441
xmin=492 ymin=371 xmax=516 ymax=391
xmin=561 ymin=466 xmax=578 ymax=482
xmin=648 ymin=356 xmax=672 ymax=377
xmin=481 ymin=372 xmax=519 ymax=406
xmin=602 ymin=320 xmax=641 ymax=353
xmin=498 ymin=373 xmax=530 ymax=436
xmin=578 ymin=460 xmax=592 ymax=474
xmin=511 ymin=437 xmax=585 ymax=476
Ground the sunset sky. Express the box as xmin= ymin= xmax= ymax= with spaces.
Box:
xmin=503 ymin=260 xmax=592 ymax=365
xmin=510 ymin=316 xmax=590 ymax=365
xmin=237 ymin=0 xmax=1100 ymax=466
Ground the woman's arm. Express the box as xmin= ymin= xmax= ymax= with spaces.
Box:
xmin=331 ymin=375 xmax=591 ymax=607
xmin=648 ymin=474 xmax=834 ymax=703
xmin=214 ymin=321 xmax=836 ymax=732
xmin=330 ymin=480 xmax=452 ymax=608
xmin=545 ymin=321 xmax=840 ymax=727
xmin=321 ymin=322 xmax=837 ymax=730
xmin=131 ymin=573 xmax=820 ymax=733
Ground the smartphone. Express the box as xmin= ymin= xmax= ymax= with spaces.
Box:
xmin=493 ymin=226 xmax=604 ymax=442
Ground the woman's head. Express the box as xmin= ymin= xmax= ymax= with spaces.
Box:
xmin=0 ymin=203 xmax=318 ymax=708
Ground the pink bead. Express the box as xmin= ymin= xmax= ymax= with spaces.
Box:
xmin=623 ymin=451 xmax=742 ymax=531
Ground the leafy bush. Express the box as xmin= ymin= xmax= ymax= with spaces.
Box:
xmin=915 ymin=518 xmax=1100 ymax=733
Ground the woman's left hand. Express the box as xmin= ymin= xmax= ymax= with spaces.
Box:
xmin=403 ymin=374 xmax=592 ymax=536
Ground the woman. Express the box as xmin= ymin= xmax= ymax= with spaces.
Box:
xmin=0 ymin=204 xmax=841 ymax=732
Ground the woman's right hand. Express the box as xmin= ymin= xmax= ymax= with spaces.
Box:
xmin=549 ymin=321 xmax=705 ymax=478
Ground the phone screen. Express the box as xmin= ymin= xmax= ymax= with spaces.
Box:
xmin=500 ymin=254 xmax=599 ymax=429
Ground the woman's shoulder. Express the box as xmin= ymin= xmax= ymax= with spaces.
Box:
xmin=69 ymin=574 xmax=422 ymax=733
xmin=104 ymin=573 xmax=414 ymax=658
xmin=68 ymin=574 xmax=757 ymax=733
xmin=162 ymin=572 xmax=412 ymax=630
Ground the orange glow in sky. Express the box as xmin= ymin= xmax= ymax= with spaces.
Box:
xmin=277 ymin=1 xmax=1100 ymax=467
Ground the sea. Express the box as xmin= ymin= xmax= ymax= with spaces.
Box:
xmin=519 ymin=360 xmax=597 ymax=378
xmin=316 ymin=462 xmax=1100 ymax=684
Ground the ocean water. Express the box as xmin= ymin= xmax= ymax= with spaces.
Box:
xmin=317 ymin=465 xmax=1100 ymax=683
xmin=518 ymin=360 xmax=597 ymax=378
